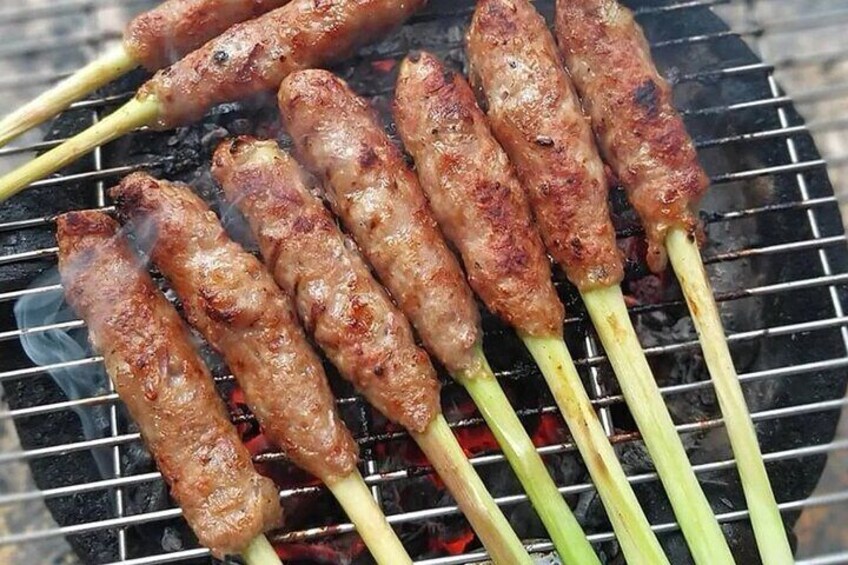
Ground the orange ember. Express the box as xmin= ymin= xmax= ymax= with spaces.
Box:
xmin=429 ymin=525 xmax=475 ymax=556
xmin=532 ymin=413 xmax=568 ymax=448
xmin=371 ymin=58 xmax=397 ymax=73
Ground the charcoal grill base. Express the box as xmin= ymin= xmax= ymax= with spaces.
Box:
xmin=1 ymin=0 xmax=847 ymax=563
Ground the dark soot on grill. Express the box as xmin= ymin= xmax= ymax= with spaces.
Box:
xmin=2 ymin=0 xmax=848 ymax=563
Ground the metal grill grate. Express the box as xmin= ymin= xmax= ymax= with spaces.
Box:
xmin=1 ymin=0 xmax=847 ymax=563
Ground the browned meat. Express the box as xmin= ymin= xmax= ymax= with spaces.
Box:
xmin=393 ymin=51 xmax=563 ymax=337
xmin=123 ymin=0 xmax=291 ymax=71
xmin=555 ymin=0 xmax=709 ymax=273
xmin=466 ymin=0 xmax=623 ymax=291
xmin=212 ymin=137 xmax=441 ymax=433
xmin=139 ymin=0 xmax=426 ymax=129
xmin=56 ymin=211 xmax=281 ymax=557
xmin=111 ymin=173 xmax=359 ymax=483
xmin=278 ymin=70 xmax=483 ymax=374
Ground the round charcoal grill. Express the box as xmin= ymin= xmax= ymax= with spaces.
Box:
xmin=1 ymin=0 xmax=848 ymax=563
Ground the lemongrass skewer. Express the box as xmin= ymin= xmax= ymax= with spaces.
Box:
xmin=411 ymin=414 xmax=533 ymax=565
xmin=521 ymin=334 xmax=669 ymax=564
xmin=327 ymin=470 xmax=412 ymax=565
xmin=666 ymin=228 xmax=792 ymax=564
xmin=0 ymin=96 xmax=159 ymax=202
xmin=582 ymin=284 xmax=733 ymax=564
xmin=456 ymin=348 xmax=600 ymax=565
xmin=0 ymin=45 xmax=138 ymax=148
xmin=242 ymin=535 xmax=283 ymax=565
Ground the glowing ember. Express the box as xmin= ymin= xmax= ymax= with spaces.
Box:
xmin=371 ymin=58 xmax=398 ymax=73
xmin=532 ymin=413 xmax=568 ymax=448
xmin=428 ymin=525 xmax=475 ymax=556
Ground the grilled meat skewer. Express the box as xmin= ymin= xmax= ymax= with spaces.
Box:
xmin=466 ymin=1 xmax=734 ymax=562
xmin=279 ymin=71 xmax=481 ymax=375
xmin=394 ymin=49 xmax=665 ymax=564
xmin=0 ymin=0 xmax=292 ymax=148
xmin=112 ymin=172 xmax=358 ymax=481
xmin=126 ymin=0 xmax=291 ymax=72
xmin=141 ymin=0 xmax=424 ymax=129
xmin=394 ymin=52 xmax=562 ymax=337
xmin=393 ymin=51 xmax=597 ymax=565
xmin=212 ymin=136 xmax=532 ymax=565
xmin=554 ymin=0 xmax=793 ymax=562
xmin=0 ymin=0 xmax=426 ymax=203
xmin=56 ymin=210 xmax=281 ymax=563
xmin=213 ymin=141 xmax=440 ymax=432
xmin=556 ymin=0 xmax=706 ymax=274
xmin=111 ymin=173 xmax=411 ymax=565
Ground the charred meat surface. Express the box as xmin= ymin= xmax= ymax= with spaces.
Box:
xmin=56 ymin=211 xmax=281 ymax=557
xmin=467 ymin=0 xmax=623 ymax=291
xmin=139 ymin=0 xmax=426 ymax=129
xmin=111 ymin=173 xmax=359 ymax=483
xmin=393 ymin=51 xmax=564 ymax=337
xmin=124 ymin=0 xmax=292 ymax=71
xmin=212 ymin=137 xmax=441 ymax=433
xmin=278 ymin=69 xmax=483 ymax=374
xmin=555 ymin=0 xmax=709 ymax=272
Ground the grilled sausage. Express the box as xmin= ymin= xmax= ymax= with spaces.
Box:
xmin=139 ymin=0 xmax=426 ymax=129
xmin=393 ymin=51 xmax=564 ymax=337
xmin=555 ymin=0 xmax=709 ymax=273
xmin=467 ymin=0 xmax=624 ymax=291
xmin=212 ymin=137 xmax=441 ymax=433
xmin=278 ymin=70 xmax=483 ymax=375
xmin=124 ymin=0 xmax=291 ymax=71
xmin=111 ymin=173 xmax=359 ymax=482
xmin=56 ymin=211 xmax=281 ymax=557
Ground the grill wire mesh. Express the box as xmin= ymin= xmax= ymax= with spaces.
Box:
xmin=0 ymin=0 xmax=848 ymax=563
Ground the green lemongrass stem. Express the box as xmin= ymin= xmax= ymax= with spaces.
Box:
xmin=0 ymin=44 xmax=138 ymax=148
xmin=582 ymin=285 xmax=733 ymax=564
xmin=455 ymin=350 xmax=599 ymax=565
xmin=326 ymin=469 xmax=412 ymax=565
xmin=521 ymin=334 xmax=669 ymax=565
xmin=0 ymin=95 xmax=160 ymax=203
xmin=411 ymin=414 xmax=533 ymax=565
xmin=242 ymin=535 xmax=283 ymax=565
xmin=666 ymin=228 xmax=792 ymax=564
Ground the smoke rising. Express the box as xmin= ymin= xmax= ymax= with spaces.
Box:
xmin=14 ymin=269 xmax=113 ymax=478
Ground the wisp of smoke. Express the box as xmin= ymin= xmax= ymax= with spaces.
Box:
xmin=14 ymin=268 xmax=113 ymax=478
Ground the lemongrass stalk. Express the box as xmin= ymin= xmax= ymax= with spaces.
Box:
xmin=666 ymin=227 xmax=792 ymax=564
xmin=242 ymin=534 xmax=283 ymax=565
xmin=520 ymin=334 xmax=669 ymax=564
xmin=0 ymin=44 xmax=138 ymax=148
xmin=411 ymin=414 xmax=533 ymax=565
xmin=327 ymin=469 xmax=412 ymax=565
xmin=582 ymin=285 xmax=733 ymax=564
xmin=0 ymin=95 xmax=160 ymax=203
xmin=455 ymin=349 xmax=599 ymax=565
